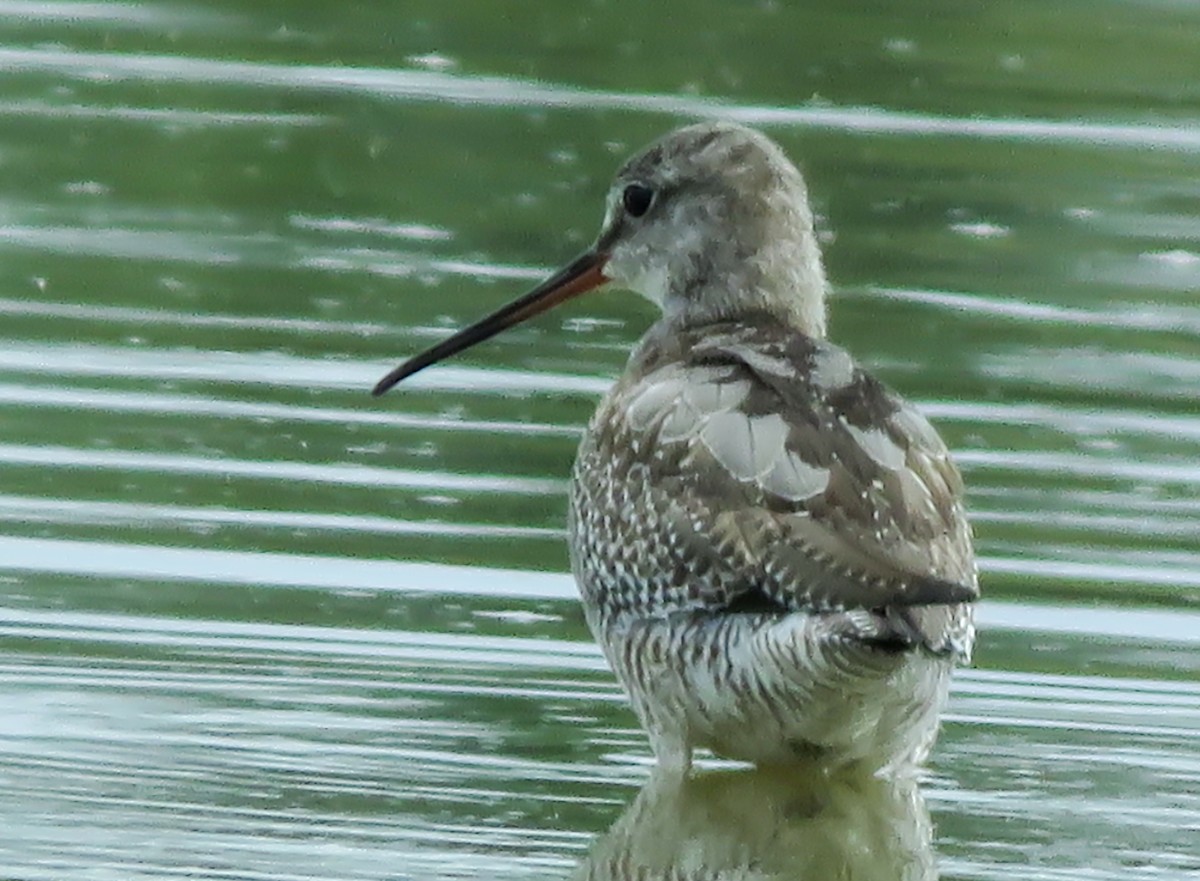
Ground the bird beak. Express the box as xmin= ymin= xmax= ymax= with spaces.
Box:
xmin=371 ymin=249 xmax=610 ymax=396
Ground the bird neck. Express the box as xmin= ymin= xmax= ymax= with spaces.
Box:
xmin=662 ymin=235 xmax=829 ymax=339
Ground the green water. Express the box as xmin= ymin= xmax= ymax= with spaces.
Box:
xmin=0 ymin=2 xmax=1198 ymax=879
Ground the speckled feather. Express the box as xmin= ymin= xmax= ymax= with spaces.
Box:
xmin=571 ymin=319 xmax=976 ymax=633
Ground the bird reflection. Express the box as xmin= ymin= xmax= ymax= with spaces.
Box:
xmin=572 ymin=763 xmax=935 ymax=881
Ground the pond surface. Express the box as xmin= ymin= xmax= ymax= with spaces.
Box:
xmin=0 ymin=2 xmax=1198 ymax=879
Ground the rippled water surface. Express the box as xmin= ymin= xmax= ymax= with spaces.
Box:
xmin=1 ymin=2 xmax=1198 ymax=879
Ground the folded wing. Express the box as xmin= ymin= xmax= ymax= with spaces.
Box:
xmin=613 ymin=324 xmax=978 ymax=621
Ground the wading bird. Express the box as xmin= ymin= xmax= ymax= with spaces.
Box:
xmin=373 ymin=122 xmax=978 ymax=773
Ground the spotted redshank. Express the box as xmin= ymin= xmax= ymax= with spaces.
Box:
xmin=373 ymin=122 xmax=978 ymax=773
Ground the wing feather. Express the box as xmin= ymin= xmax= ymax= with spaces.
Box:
xmin=600 ymin=325 xmax=978 ymax=618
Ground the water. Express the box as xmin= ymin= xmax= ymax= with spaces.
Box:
xmin=1 ymin=2 xmax=1198 ymax=878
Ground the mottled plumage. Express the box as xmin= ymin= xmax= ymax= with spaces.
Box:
xmin=571 ymin=320 xmax=975 ymax=769
xmin=374 ymin=121 xmax=979 ymax=773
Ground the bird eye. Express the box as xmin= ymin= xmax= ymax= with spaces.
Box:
xmin=621 ymin=183 xmax=655 ymax=218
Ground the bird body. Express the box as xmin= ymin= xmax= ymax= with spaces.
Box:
xmin=570 ymin=318 xmax=973 ymax=771
xmin=374 ymin=122 xmax=978 ymax=773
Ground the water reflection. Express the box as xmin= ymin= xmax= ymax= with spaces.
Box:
xmin=574 ymin=765 xmax=934 ymax=881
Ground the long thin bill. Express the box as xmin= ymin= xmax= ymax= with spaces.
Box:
xmin=372 ymin=250 xmax=608 ymax=396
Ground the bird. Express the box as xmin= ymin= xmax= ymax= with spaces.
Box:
xmin=372 ymin=121 xmax=978 ymax=774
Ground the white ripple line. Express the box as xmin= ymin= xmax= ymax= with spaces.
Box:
xmin=0 ymin=341 xmax=614 ymax=394
xmin=983 ymin=555 xmax=1200 ymax=589
xmin=0 ymin=495 xmax=563 ymax=541
xmin=1 ymin=46 xmax=1198 ymax=152
xmin=0 ymin=443 xmax=562 ymax=495
xmin=0 ymin=536 xmax=575 ymax=600
xmin=0 ymin=296 xmax=388 ymax=334
xmin=0 ymin=100 xmax=327 ymax=126
xmin=0 ymin=383 xmax=581 ymax=438
xmin=955 ymin=449 xmax=1200 ymax=485
xmin=0 ymin=0 xmax=234 ymax=26
xmin=923 ymin=400 xmax=1200 ymax=442
xmin=871 ymin=286 xmax=1200 ymax=333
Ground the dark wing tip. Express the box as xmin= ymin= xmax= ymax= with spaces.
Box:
xmin=722 ymin=587 xmax=789 ymax=616
xmin=900 ymin=575 xmax=979 ymax=607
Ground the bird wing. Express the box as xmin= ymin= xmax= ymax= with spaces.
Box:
xmin=611 ymin=325 xmax=978 ymax=616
